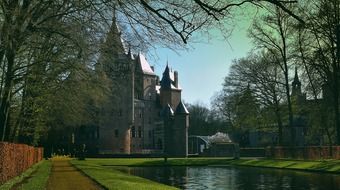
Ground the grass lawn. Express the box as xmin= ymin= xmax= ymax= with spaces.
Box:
xmin=228 ymin=159 xmax=340 ymax=173
xmin=71 ymin=159 xmax=178 ymax=190
xmin=76 ymin=157 xmax=233 ymax=166
xmin=0 ymin=160 xmax=51 ymax=190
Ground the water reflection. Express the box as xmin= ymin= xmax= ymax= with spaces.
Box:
xmin=118 ymin=166 xmax=340 ymax=190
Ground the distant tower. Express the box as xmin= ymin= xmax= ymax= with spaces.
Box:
xmin=160 ymin=65 xmax=181 ymax=110
xmin=159 ymin=64 xmax=189 ymax=157
xmin=97 ymin=17 xmax=132 ymax=154
xmin=292 ymin=67 xmax=302 ymax=97
xmin=173 ymin=101 xmax=189 ymax=156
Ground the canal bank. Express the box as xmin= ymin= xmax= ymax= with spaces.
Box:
xmin=226 ymin=158 xmax=340 ymax=174
xmin=72 ymin=157 xmax=340 ymax=175
xmin=70 ymin=158 xmax=340 ymax=189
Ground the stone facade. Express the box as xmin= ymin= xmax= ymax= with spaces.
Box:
xmin=76 ymin=21 xmax=190 ymax=157
xmin=98 ymin=52 xmax=189 ymax=156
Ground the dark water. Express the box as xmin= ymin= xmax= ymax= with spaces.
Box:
xmin=118 ymin=166 xmax=340 ymax=190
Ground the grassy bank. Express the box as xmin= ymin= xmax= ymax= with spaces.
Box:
xmin=0 ymin=160 xmax=51 ymax=190
xmin=228 ymin=159 xmax=340 ymax=173
xmin=71 ymin=159 xmax=178 ymax=190
xmin=73 ymin=157 xmax=340 ymax=174
xmin=71 ymin=157 xmax=340 ymax=190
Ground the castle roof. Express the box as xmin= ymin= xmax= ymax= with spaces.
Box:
xmin=175 ymin=101 xmax=189 ymax=115
xmin=137 ymin=53 xmax=155 ymax=75
xmin=292 ymin=67 xmax=301 ymax=86
xmin=161 ymin=104 xmax=174 ymax=117
xmin=160 ymin=64 xmax=181 ymax=90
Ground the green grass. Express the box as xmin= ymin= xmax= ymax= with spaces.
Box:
xmin=227 ymin=159 xmax=340 ymax=173
xmin=0 ymin=160 xmax=51 ymax=190
xmin=82 ymin=157 xmax=233 ymax=167
xmin=71 ymin=157 xmax=340 ymax=190
xmin=71 ymin=159 xmax=178 ymax=190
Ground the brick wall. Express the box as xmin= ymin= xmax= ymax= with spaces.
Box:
xmin=0 ymin=142 xmax=43 ymax=185
xmin=265 ymin=146 xmax=340 ymax=159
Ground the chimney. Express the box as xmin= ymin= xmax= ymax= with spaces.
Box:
xmin=151 ymin=66 xmax=154 ymax=71
xmin=174 ymin=71 xmax=178 ymax=88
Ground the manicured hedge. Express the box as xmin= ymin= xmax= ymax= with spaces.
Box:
xmin=0 ymin=142 xmax=43 ymax=184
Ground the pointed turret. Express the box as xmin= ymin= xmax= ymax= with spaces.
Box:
xmin=160 ymin=64 xmax=172 ymax=89
xmin=107 ymin=18 xmax=126 ymax=58
xmin=292 ymin=67 xmax=301 ymax=86
xmin=175 ymin=101 xmax=189 ymax=115
xmin=292 ymin=67 xmax=302 ymax=96
xmin=159 ymin=63 xmax=182 ymax=110
xmin=161 ymin=104 xmax=174 ymax=117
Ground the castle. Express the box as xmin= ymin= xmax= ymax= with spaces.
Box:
xmin=95 ymin=23 xmax=189 ymax=156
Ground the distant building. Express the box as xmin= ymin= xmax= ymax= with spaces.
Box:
xmin=246 ymin=68 xmax=315 ymax=147
xmin=188 ymin=132 xmax=236 ymax=156
xmin=92 ymin=22 xmax=189 ymax=157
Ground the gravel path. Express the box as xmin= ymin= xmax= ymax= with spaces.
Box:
xmin=46 ymin=158 xmax=103 ymax=190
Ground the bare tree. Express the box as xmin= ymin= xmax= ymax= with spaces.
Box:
xmin=224 ymin=52 xmax=286 ymax=144
xmin=294 ymin=0 xmax=340 ymax=145
xmin=0 ymin=0 xmax=303 ymax=143
xmin=249 ymin=5 xmax=297 ymax=145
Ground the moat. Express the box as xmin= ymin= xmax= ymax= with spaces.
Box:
xmin=119 ymin=166 xmax=340 ymax=190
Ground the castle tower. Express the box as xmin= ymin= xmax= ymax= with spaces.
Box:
xmin=162 ymin=101 xmax=189 ymax=157
xmin=173 ymin=101 xmax=189 ymax=156
xmin=292 ymin=67 xmax=302 ymax=97
xmin=160 ymin=64 xmax=181 ymax=110
xmin=97 ymin=18 xmax=132 ymax=154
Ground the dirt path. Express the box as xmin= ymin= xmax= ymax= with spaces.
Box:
xmin=46 ymin=158 xmax=103 ymax=190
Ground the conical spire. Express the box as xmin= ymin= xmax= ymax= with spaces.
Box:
xmin=161 ymin=104 xmax=174 ymax=117
xmin=292 ymin=67 xmax=302 ymax=96
xmin=293 ymin=67 xmax=301 ymax=86
xmin=160 ymin=64 xmax=171 ymax=89
xmin=175 ymin=101 xmax=189 ymax=115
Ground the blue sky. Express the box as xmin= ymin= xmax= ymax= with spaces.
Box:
xmin=147 ymin=17 xmax=254 ymax=107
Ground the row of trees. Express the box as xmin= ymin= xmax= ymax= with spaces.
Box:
xmin=212 ymin=0 xmax=340 ymax=146
xmin=0 ymin=1 xmax=302 ymax=146
xmin=186 ymin=102 xmax=227 ymax=136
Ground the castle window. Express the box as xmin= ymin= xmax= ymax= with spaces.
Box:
xmin=119 ymin=109 xmax=122 ymax=117
xmin=139 ymin=111 xmax=142 ymax=118
xmin=148 ymin=117 xmax=152 ymax=124
xmin=131 ymin=126 xmax=136 ymax=138
xmin=114 ymin=129 xmax=119 ymax=137
xmin=148 ymin=92 xmax=152 ymax=100
xmin=148 ymin=130 xmax=152 ymax=138
xmin=138 ymin=126 xmax=142 ymax=138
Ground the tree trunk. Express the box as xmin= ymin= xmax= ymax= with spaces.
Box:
xmin=0 ymin=50 xmax=15 ymax=141
xmin=273 ymin=95 xmax=283 ymax=145
xmin=335 ymin=24 xmax=340 ymax=145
